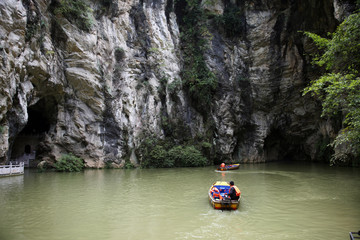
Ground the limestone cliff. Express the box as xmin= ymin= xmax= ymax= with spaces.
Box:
xmin=0 ymin=0 xmax=355 ymax=167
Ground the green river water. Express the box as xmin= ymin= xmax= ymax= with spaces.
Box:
xmin=0 ymin=162 xmax=359 ymax=240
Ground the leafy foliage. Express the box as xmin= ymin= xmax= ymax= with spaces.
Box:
xmin=114 ymin=47 xmax=125 ymax=62
xmin=168 ymin=145 xmax=207 ymax=167
xmin=104 ymin=161 xmax=114 ymax=169
xmin=147 ymin=145 xmax=173 ymax=168
xmin=54 ymin=153 xmax=84 ymax=172
xmin=303 ymin=12 xmax=360 ymax=165
xmin=54 ymin=0 xmax=94 ymax=32
xmin=179 ymin=0 xmax=217 ymax=111
xmin=137 ymin=138 xmax=208 ymax=168
xmin=214 ymin=3 xmax=246 ymax=37
xmin=124 ymin=162 xmax=136 ymax=169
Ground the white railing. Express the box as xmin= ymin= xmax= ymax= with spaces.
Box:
xmin=0 ymin=162 xmax=25 ymax=176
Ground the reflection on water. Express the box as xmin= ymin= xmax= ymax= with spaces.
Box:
xmin=0 ymin=162 xmax=359 ymax=240
xmin=0 ymin=174 xmax=24 ymax=187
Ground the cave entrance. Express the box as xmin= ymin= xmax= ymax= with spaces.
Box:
xmin=263 ymin=129 xmax=283 ymax=162
xmin=263 ymin=129 xmax=308 ymax=162
xmin=10 ymin=97 xmax=57 ymax=167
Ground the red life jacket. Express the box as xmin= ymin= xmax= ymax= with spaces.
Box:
xmin=211 ymin=187 xmax=222 ymax=199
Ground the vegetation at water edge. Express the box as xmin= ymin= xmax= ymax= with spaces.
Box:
xmin=54 ymin=153 xmax=85 ymax=172
xmin=303 ymin=11 xmax=360 ymax=166
xmin=137 ymin=138 xmax=208 ymax=168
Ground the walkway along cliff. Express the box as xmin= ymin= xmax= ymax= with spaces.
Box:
xmin=0 ymin=0 xmax=356 ymax=167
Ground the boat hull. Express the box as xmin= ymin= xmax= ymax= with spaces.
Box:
xmin=217 ymin=164 xmax=240 ymax=171
xmin=208 ymin=195 xmax=239 ymax=210
xmin=208 ymin=182 xmax=240 ymax=210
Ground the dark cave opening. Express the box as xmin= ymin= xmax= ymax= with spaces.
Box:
xmin=173 ymin=0 xmax=186 ymax=26
xmin=10 ymin=97 xmax=57 ymax=166
xmin=264 ymin=129 xmax=309 ymax=162
xmin=263 ymin=129 xmax=283 ymax=162
xmin=21 ymin=106 xmax=51 ymax=134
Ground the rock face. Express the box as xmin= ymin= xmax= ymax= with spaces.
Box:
xmin=0 ymin=0 xmax=353 ymax=167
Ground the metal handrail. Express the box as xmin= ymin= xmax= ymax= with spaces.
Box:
xmin=350 ymin=231 xmax=360 ymax=240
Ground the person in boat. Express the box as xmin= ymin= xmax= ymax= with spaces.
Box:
xmin=228 ymin=181 xmax=241 ymax=200
xmin=210 ymin=186 xmax=222 ymax=199
xmin=220 ymin=163 xmax=225 ymax=169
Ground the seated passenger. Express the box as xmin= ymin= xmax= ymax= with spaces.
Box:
xmin=211 ymin=187 xmax=222 ymax=199
xmin=228 ymin=181 xmax=241 ymax=200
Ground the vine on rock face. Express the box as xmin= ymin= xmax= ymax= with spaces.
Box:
xmin=214 ymin=2 xmax=246 ymax=38
xmin=54 ymin=0 xmax=94 ymax=32
xmin=179 ymin=0 xmax=217 ymax=112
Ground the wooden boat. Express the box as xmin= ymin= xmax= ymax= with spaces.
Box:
xmin=208 ymin=181 xmax=240 ymax=210
xmin=217 ymin=163 xmax=240 ymax=171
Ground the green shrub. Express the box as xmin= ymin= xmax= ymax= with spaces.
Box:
xmin=114 ymin=47 xmax=125 ymax=62
xmin=141 ymin=145 xmax=175 ymax=168
xmin=138 ymin=138 xmax=208 ymax=168
xmin=104 ymin=161 xmax=114 ymax=169
xmin=168 ymin=146 xmax=207 ymax=167
xmin=54 ymin=153 xmax=84 ymax=172
xmin=201 ymin=141 xmax=212 ymax=149
xmin=214 ymin=4 xmax=246 ymax=37
xmin=124 ymin=162 xmax=136 ymax=169
xmin=54 ymin=0 xmax=94 ymax=32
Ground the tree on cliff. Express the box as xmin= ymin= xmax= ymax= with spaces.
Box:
xmin=303 ymin=11 xmax=360 ymax=165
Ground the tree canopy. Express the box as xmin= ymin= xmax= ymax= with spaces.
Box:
xmin=303 ymin=11 xmax=360 ymax=165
